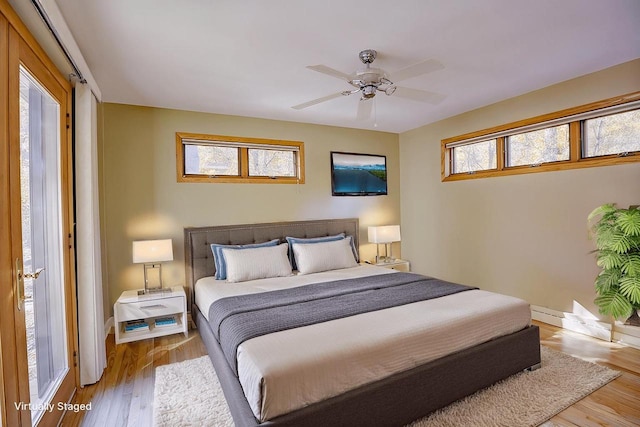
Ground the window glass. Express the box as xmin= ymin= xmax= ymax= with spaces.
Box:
xmin=583 ymin=109 xmax=640 ymax=158
xmin=452 ymin=139 xmax=497 ymax=174
xmin=506 ymin=124 xmax=569 ymax=167
xmin=248 ymin=149 xmax=296 ymax=177
xmin=184 ymin=145 xmax=238 ymax=176
xmin=177 ymin=133 xmax=304 ymax=183
xmin=442 ymin=96 xmax=640 ymax=181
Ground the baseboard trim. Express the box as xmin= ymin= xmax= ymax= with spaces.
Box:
xmin=531 ymin=305 xmax=612 ymax=342
xmin=532 ymin=305 xmax=640 ymax=349
xmin=104 ymin=316 xmax=114 ymax=337
xmin=612 ymin=322 xmax=640 ymax=350
xmin=612 ymin=331 xmax=640 ymax=349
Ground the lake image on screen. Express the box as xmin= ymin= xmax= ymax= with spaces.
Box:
xmin=332 ymin=153 xmax=387 ymax=195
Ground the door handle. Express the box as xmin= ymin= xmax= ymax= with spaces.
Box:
xmin=24 ymin=267 xmax=45 ymax=280
xmin=14 ymin=260 xmax=42 ymax=310
xmin=14 ymin=258 xmax=24 ymax=311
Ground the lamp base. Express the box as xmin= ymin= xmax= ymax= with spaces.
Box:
xmin=139 ymin=263 xmax=170 ymax=296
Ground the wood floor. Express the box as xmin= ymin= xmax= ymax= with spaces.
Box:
xmin=59 ymin=321 xmax=640 ymax=427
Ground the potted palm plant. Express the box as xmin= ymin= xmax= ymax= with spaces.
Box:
xmin=588 ymin=203 xmax=640 ymax=326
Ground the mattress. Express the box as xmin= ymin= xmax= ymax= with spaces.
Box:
xmin=195 ymin=265 xmax=531 ymax=422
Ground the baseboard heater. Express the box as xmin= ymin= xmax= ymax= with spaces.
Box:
xmin=531 ymin=305 xmax=640 ymax=350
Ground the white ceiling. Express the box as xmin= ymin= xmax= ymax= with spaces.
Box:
xmin=53 ymin=0 xmax=640 ymax=133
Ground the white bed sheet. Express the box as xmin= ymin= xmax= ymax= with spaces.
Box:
xmin=195 ymin=265 xmax=395 ymax=321
xmin=195 ymin=265 xmax=532 ymax=422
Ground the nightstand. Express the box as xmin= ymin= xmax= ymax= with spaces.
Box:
xmin=375 ymin=259 xmax=411 ymax=272
xmin=114 ymin=286 xmax=188 ymax=344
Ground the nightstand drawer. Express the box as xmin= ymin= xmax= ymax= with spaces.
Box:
xmin=387 ymin=263 xmax=410 ymax=272
xmin=374 ymin=259 xmax=411 ymax=272
xmin=115 ymin=296 xmax=184 ymax=321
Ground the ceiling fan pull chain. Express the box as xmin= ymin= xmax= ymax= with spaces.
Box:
xmin=374 ymin=97 xmax=378 ymax=128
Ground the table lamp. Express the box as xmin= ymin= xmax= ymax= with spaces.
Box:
xmin=367 ymin=225 xmax=401 ymax=263
xmin=132 ymin=239 xmax=173 ymax=294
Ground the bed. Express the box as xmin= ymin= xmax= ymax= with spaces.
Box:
xmin=185 ymin=218 xmax=541 ymax=427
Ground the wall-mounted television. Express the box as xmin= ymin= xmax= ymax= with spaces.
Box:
xmin=330 ymin=151 xmax=388 ymax=196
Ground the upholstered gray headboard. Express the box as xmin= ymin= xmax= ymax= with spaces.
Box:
xmin=184 ymin=218 xmax=359 ymax=311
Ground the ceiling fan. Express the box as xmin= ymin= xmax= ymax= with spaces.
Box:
xmin=292 ymin=49 xmax=445 ymax=120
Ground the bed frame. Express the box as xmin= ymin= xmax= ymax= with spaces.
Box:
xmin=184 ymin=218 xmax=541 ymax=427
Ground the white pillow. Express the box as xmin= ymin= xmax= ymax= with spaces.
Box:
xmin=292 ymin=238 xmax=358 ymax=275
xmin=222 ymin=243 xmax=292 ymax=283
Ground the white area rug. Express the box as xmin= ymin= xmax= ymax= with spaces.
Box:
xmin=154 ymin=355 xmax=233 ymax=427
xmin=153 ymin=346 xmax=620 ymax=427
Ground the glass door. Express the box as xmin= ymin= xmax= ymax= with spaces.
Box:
xmin=19 ymin=66 xmax=69 ymax=425
xmin=1 ymin=16 xmax=78 ymax=425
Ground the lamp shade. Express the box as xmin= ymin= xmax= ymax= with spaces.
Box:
xmin=367 ymin=225 xmax=401 ymax=244
xmin=132 ymin=239 xmax=173 ymax=264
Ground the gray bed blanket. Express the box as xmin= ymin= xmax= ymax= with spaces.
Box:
xmin=208 ymin=272 xmax=477 ymax=374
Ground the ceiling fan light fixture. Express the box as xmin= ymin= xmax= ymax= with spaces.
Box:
xmin=362 ymin=85 xmax=377 ymax=99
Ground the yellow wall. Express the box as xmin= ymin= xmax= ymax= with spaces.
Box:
xmin=101 ymin=105 xmax=400 ymax=312
xmin=399 ymin=59 xmax=640 ymax=319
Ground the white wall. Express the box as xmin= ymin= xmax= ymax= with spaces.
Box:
xmin=101 ymin=104 xmax=400 ymax=312
xmin=399 ymin=59 xmax=640 ymax=319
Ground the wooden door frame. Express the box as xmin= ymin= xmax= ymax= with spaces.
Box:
xmin=1 ymin=0 xmax=79 ymax=425
xmin=0 ymin=10 xmax=14 ymax=427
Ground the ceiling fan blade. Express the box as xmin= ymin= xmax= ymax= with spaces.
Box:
xmin=392 ymin=86 xmax=446 ymax=104
xmin=391 ymin=59 xmax=444 ymax=82
xmin=291 ymin=92 xmax=344 ymax=110
xmin=356 ymin=99 xmax=373 ymax=121
xmin=307 ymin=65 xmax=352 ymax=81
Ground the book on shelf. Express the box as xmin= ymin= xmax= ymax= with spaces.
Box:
xmin=124 ymin=319 xmax=149 ymax=332
xmin=154 ymin=316 xmax=177 ymax=328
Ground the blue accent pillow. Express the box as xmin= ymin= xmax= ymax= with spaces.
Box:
xmin=286 ymin=233 xmax=359 ymax=270
xmin=211 ymin=239 xmax=280 ymax=280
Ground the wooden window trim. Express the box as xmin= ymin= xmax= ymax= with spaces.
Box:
xmin=176 ymin=132 xmax=305 ymax=184
xmin=441 ymin=91 xmax=640 ymax=181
